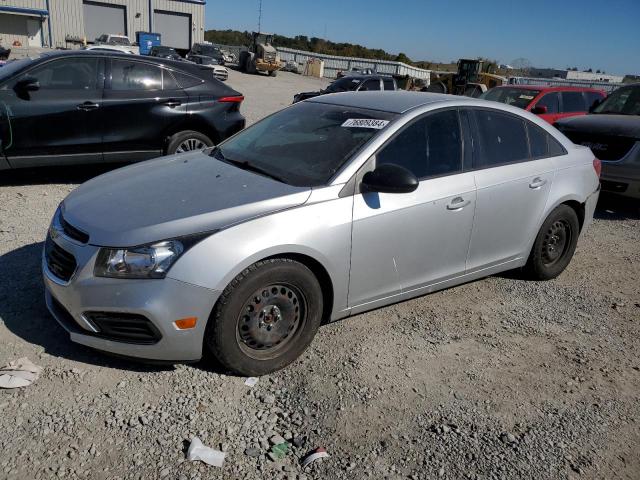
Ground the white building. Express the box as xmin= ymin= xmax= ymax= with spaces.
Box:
xmin=565 ymin=70 xmax=624 ymax=83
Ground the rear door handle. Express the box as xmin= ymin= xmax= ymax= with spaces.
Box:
xmin=164 ymin=99 xmax=182 ymax=108
xmin=446 ymin=197 xmax=471 ymax=211
xmin=77 ymin=102 xmax=99 ymax=111
xmin=529 ymin=177 xmax=547 ymax=189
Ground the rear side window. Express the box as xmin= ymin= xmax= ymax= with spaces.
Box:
xmin=472 ymin=110 xmax=528 ymax=168
xmin=360 ymin=79 xmax=381 ymax=91
xmin=535 ymin=92 xmax=559 ymax=114
xmin=383 ymin=79 xmax=395 ymax=91
xmin=162 ymin=69 xmax=179 ymax=90
xmin=172 ymin=70 xmax=204 ymax=89
xmin=376 ymin=110 xmax=462 ymax=179
xmin=584 ymin=91 xmax=604 ymax=111
xmin=561 ymin=91 xmax=586 ymax=112
xmin=527 ymin=122 xmax=565 ymax=158
xmin=111 ymin=60 xmax=161 ymax=91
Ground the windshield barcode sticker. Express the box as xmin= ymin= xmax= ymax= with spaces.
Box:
xmin=342 ymin=119 xmax=390 ymax=129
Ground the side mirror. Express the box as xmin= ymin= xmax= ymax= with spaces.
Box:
xmin=361 ymin=163 xmax=419 ymax=194
xmin=589 ymin=98 xmax=603 ymax=113
xmin=14 ymin=77 xmax=40 ymax=93
xmin=531 ymin=105 xmax=548 ymax=115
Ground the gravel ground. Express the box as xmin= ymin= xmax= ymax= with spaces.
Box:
xmin=1 ymin=69 xmax=639 ymax=480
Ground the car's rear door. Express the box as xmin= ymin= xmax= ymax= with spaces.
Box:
xmin=557 ymin=91 xmax=588 ymax=121
xmin=349 ymin=109 xmax=476 ymax=310
xmin=101 ymin=57 xmax=189 ymax=162
xmin=465 ymin=108 xmax=560 ymax=272
xmin=2 ymin=55 xmax=105 ymax=167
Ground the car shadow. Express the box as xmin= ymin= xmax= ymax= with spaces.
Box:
xmin=0 ymin=164 xmax=121 ymax=187
xmin=0 ymin=242 xmax=173 ymax=372
xmin=594 ymin=192 xmax=640 ymax=221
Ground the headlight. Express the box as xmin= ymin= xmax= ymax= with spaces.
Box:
xmin=94 ymin=240 xmax=185 ymax=279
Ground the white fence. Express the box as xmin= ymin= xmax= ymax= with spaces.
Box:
xmin=509 ymin=76 xmax=624 ymax=93
xmin=276 ymin=47 xmax=431 ymax=82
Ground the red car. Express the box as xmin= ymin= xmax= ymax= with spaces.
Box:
xmin=481 ymin=85 xmax=606 ymax=124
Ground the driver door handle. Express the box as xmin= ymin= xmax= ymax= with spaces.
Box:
xmin=446 ymin=197 xmax=471 ymax=211
xmin=529 ymin=177 xmax=547 ymax=189
xmin=77 ymin=101 xmax=99 ymax=111
xmin=164 ymin=99 xmax=182 ymax=108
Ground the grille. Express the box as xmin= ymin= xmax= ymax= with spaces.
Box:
xmin=60 ymin=216 xmax=89 ymax=244
xmin=264 ymin=51 xmax=276 ymax=62
xmin=45 ymin=236 xmax=77 ymax=282
xmin=562 ymin=132 xmax=637 ymax=161
xmin=83 ymin=312 xmax=162 ymax=345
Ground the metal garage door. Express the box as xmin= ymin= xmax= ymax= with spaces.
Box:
xmin=83 ymin=1 xmax=126 ymax=43
xmin=154 ymin=10 xmax=191 ymax=50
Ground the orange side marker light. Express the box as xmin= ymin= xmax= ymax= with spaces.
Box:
xmin=174 ymin=317 xmax=198 ymax=330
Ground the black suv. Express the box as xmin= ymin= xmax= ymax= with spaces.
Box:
xmin=0 ymin=51 xmax=245 ymax=170
xmin=187 ymin=43 xmax=225 ymax=66
xmin=555 ymin=84 xmax=640 ymax=199
xmin=149 ymin=46 xmax=182 ymax=61
xmin=293 ymin=74 xmax=397 ymax=103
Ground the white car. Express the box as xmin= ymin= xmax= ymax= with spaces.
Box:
xmin=83 ymin=45 xmax=136 ymax=55
xmin=197 ymin=63 xmax=228 ymax=82
xmin=93 ymin=34 xmax=140 ymax=55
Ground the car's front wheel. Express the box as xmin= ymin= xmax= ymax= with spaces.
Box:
xmin=166 ymin=131 xmax=213 ymax=155
xmin=523 ymin=205 xmax=580 ymax=280
xmin=205 ymin=258 xmax=323 ymax=376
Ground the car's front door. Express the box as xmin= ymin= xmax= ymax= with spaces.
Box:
xmin=1 ymin=56 xmax=105 ymax=167
xmin=466 ymin=108 xmax=559 ymax=272
xmin=101 ymin=58 xmax=188 ymax=161
xmin=531 ymin=92 xmax=561 ymax=124
xmin=348 ymin=109 xmax=477 ymax=310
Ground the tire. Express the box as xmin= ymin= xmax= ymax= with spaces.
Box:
xmin=269 ymin=69 xmax=278 ymax=77
xmin=523 ymin=205 xmax=580 ymax=280
xmin=166 ymin=130 xmax=213 ymax=155
xmin=205 ymin=258 xmax=324 ymax=376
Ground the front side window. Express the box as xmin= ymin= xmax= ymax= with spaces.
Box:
xmin=535 ymin=92 xmax=559 ymax=114
xmin=376 ymin=110 xmax=462 ymax=179
xmin=216 ymin=102 xmax=396 ymax=187
xmin=472 ymin=110 xmax=528 ymax=168
xmin=111 ymin=60 xmax=162 ymax=91
xmin=561 ymin=91 xmax=586 ymax=112
xmin=22 ymin=57 xmax=98 ymax=90
xmin=383 ymin=79 xmax=395 ymax=91
xmin=360 ymin=79 xmax=381 ymax=91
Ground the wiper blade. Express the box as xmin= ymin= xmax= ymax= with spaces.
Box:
xmin=226 ymin=158 xmax=287 ymax=183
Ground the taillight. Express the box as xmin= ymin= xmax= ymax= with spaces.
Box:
xmin=593 ymin=158 xmax=602 ymax=178
xmin=218 ymin=96 xmax=244 ymax=103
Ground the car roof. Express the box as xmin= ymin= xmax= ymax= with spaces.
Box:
xmin=337 ymin=74 xmax=392 ymax=81
xmin=493 ymin=85 xmax=605 ymax=93
xmin=308 ymin=91 xmax=467 ymax=114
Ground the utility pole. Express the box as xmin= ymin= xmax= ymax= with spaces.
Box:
xmin=258 ymin=0 xmax=262 ymax=32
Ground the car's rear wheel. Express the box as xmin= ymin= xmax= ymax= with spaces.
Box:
xmin=205 ymin=258 xmax=323 ymax=376
xmin=166 ymin=131 xmax=213 ymax=155
xmin=523 ymin=205 xmax=580 ymax=280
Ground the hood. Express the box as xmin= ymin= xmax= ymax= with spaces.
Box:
xmin=61 ymin=152 xmax=311 ymax=247
xmin=555 ymin=114 xmax=640 ymax=140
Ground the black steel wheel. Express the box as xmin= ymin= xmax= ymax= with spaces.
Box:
xmin=524 ymin=205 xmax=580 ymax=280
xmin=205 ymin=258 xmax=323 ymax=376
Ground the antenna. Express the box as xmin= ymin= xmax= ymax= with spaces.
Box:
xmin=258 ymin=0 xmax=262 ymax=32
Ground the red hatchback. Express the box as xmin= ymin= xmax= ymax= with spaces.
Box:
xmin=481 ymin=85 xmax=606 ymax=124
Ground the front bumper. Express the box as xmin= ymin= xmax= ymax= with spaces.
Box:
xmin=42 ymin=232 xmax=220 ymax=362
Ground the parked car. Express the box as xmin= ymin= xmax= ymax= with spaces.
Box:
xmin=555 ymin=83 xmax=640 ymax=199
xmin=293 ymin=74 xmax=397 ymax=103
xmin=83 ymin=45 xmax=136 ymax=55
xmin=0 ymin=51 xmax=245 ymax=170
xmin=43 ymin=92 xmax=600 ymax=375
xmin=337 ymin=66 xmax=374 ymax=78
xmin=148 ymin=45 xmax=182 ymax=61
xmin=95 ymin=34 xmax=140 ymax=55
xmin=481 ymin=86 xmax=606 ymax=124
xmin=187 ymin=43 xmax=225 ymax=66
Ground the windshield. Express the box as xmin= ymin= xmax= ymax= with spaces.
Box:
xmin=593 ymin=86 xmax=640 ymax=115
xmin=109 ymin=37 xmax=130 ymax=45
xmin=326 ymin=77 xmax=362 ymax=93
xmin=200 ymin=46 xmax=221 ymax=56
xmin=0 ymin=58 xmax=33 ymax=83
xmin=481 ymin=87 xmax=541 ymax=109
xmin=216 ymin=102 xmax=396 ymax=187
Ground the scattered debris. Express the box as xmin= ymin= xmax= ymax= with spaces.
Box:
xmin=300 ymin=447 xmax=329 ymax=468
xmin=186 ymin=437 xmax=225 ymax=467
xmin=0 ymin=357 xmax=42 ymax=389
xmin=244 ymin=377 xmax=259 ymax=387
xmin=268 ymin=442 xmax=288 ymax=461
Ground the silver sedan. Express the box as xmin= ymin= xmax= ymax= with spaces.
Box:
xmin=43 ymin=92 xmax=601 ymax=375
